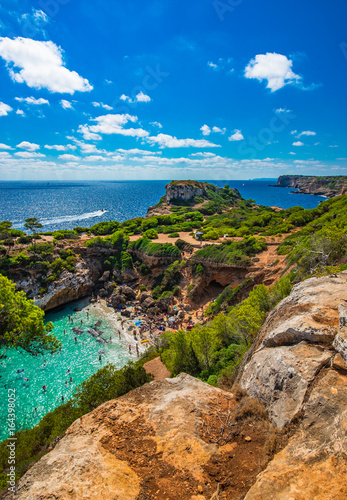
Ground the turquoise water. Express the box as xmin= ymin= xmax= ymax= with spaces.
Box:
xmin=0 ymin=299 xmax=133 ymax=442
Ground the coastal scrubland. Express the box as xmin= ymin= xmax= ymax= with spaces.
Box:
xmin=1 ymin=181 xmax=347 ymax=492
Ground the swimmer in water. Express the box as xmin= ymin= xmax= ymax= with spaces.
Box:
xmin=64 ymin=329 xmax=66 ymax=335
xmin=61 ymin=395 xmax=64 ymax=402
xmin=65 ymin=381 xmax=68 ymax=385
xmin=42 ymin=385 xmax=47 ymax=391
xmin=99 ymin=355 xmax=102 ymax=361
xmin=69 ymin=377 xmax=73 ymax=383
xmin=129 ymin=345 xmax=132 ymax=354
xmin=17 ymin=369 xmax=24 ymax=373
xmin=67 ymin=369 xmax=70 ymax=374
xmin=74 ymin=337 xmax=77 ymax=343
xmin=81 ymin=320 xmax=83 ymax=325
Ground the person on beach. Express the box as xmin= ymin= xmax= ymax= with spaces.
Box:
xmin=136 ymin=343 xmax=139 ymax=357
xmin=129 ymin=345 xmax=132 ymax=353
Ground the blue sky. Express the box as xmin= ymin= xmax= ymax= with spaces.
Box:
xmin=0 ymin=0 xmax=346 ymax=181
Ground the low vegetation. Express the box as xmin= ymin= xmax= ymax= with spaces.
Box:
xmin=160 ymin=276 xmax=292 ymax=387
xmin=0 ymin=361 xmax=152 ymax=491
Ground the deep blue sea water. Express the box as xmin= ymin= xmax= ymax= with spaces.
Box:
xmin=0 ymin=179 xmax=326 ymax=232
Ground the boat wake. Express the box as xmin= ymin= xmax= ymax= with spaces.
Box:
xmin=14 ymin=210 xmax=107 ymax=228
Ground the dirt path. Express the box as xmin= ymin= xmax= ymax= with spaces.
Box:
xmin=143 ymin=357 xmax=171 ymax=380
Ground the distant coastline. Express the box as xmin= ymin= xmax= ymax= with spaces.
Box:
xmin=270 ymin=175 xmax=347 ymax=198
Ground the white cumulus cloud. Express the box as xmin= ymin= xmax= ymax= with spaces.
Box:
xmin=17 ymin=141 xmax=40 ymax=151
xmin=0 ymin=37 xmax=93 ymax=94
xmin=59 ymin=154 xmax=79 ymax=161
xmin=14 ymin=151 xmax=44 ymax=158
xmin=0 ymin=102 xmax=13 ymax=116
xmin=297 ymin=130 xmax=316 ymax=137
xmin=82 ymin=114 xmax=149 ymax=138
xmin=275 ymin=108 xmax=292 ymax=113
xmin=245 ymin=53 xmax=301 ymax=92
xmin=228 ymin=129 xmax=244 ymax=141
xmin=150 ymin=121 xmax=162 ymax=128
xmin=92 ymin=102 xmax=113 ymax=110
xmin=44 ymin=144 xmax=76 ymax=151
xmin=135 ymin=91 xmax=151 ymax=103
xmin=119 ymin=92 xmax=151 ymax=104
xmin=145 ymin=133 xmax=220 ymax=148
xmin=0 ymin=143 xmax=12 ymax=150
xmin=201 ymin=125 xmax=225 ymax=136
xmin=292 ymin=141 xmax=304 ymax=146
xmin=15 ymin=96 xmax=49 ymax=105
xmin=200 ymin=125 xmax=211 ymax=136
xmin=60 ymin=100 xmax=74 ymax=109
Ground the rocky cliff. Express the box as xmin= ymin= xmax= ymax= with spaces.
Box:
xmin=240 ymin=271 xmax=347 ymax=499
xmin=273 ymin=175 xmax=347 ymax=197
xmin=6 ymin=272 xmax=347 ymax=499
xmin=147 ymin=180 xmax=241 ymax=216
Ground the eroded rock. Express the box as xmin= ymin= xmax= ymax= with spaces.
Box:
xmin=7 ymin=375 xmax=225 ymax=500
xmin=244 ymin=370 xmax=347 ymax=500
xmin=240 ymin=342 xmax=332 ymax=428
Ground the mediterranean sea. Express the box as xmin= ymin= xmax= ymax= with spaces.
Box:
xmin=0 ymin=179 xmax=326 ymax=233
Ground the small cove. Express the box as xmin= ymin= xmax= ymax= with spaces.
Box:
xmin=0 ymin=298 xmax=136 ymax=441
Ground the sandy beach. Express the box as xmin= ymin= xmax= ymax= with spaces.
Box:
xmin=88 ymin=299 xmax=149 ymax=356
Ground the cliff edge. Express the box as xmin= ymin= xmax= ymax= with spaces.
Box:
xmin=6 ymin=272 xmax=347 ymax=500
xmin=273 ymin=175 xmax=347 ymax=197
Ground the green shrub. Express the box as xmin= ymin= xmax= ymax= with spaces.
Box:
xmin=143 ymin=228 xmax=158 ymax=239
xmin=128 ymin=238 xmax=181 ymax=259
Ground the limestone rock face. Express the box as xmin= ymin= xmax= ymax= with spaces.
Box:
xmin=8 ymin=375 xmax=226 ymax=500
xmin=244 ymin=370 xmax=347 ymax=500
xmin=34 ymin=267 xmax=96 ymax=311
xmin=240 ymin=271 xmax=347 ymax=499
xmin=240 ymin=342 xmax=332 ymax=429
xmin=166 ymin=182 xmax=205 ymax=203
xmin=257 ymin=273 xmax=347 ymax=348
xmin=275 ymin=175 xmax=347 ymax=197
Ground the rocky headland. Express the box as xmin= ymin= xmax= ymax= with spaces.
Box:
xmin=272 ymin=175 xmax=347 ymax=197
xmin=147 ymin=180 xmax=241 ymax=217
xmin=6 ymin=271 xmax=347 ymax=499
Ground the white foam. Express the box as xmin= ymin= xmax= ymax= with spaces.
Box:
xmin=13 ymin=210 xmax=107 ymax=228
